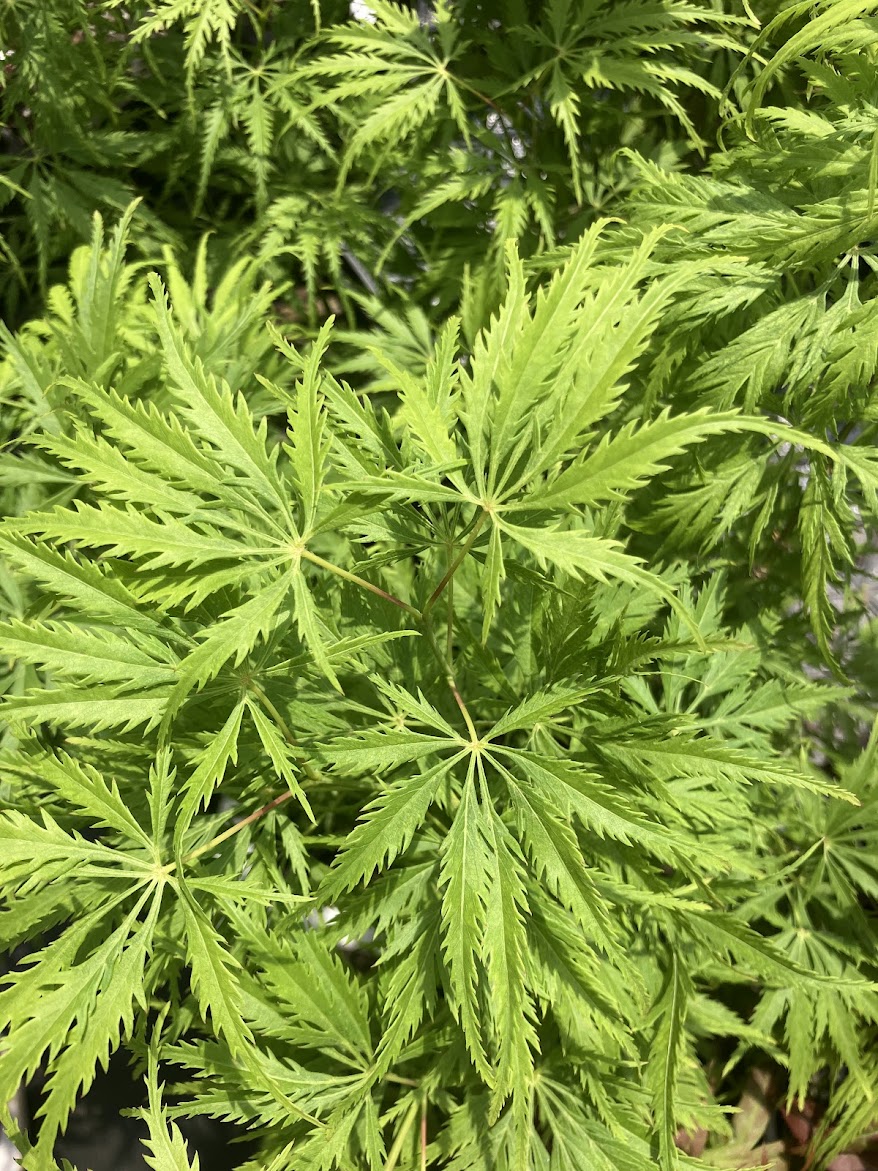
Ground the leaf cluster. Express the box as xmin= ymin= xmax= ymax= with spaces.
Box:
xmin=1 ymin=3 xmax=878 ymax=1170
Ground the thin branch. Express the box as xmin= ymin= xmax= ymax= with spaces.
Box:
xmin=181 ymin=790 xmax=294 ymax=866
xmin=383 ymin=1100 xmax=420 ymax=1171
xmin=422 ymin=510 xmax=487 ymax=616
xmin=422 ymin=620 xmax=479 ymax=744
xmin=301 ymin=547 xmax=422 ymax=619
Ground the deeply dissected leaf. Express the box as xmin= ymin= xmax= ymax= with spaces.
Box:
xmin=2 ymin=21 xmax=878 ymax=1167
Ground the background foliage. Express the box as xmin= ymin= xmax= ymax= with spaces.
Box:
xmin=1 ymin=1 xmax=878 ymax=1169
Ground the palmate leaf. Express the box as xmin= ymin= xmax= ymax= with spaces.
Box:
xmin=3 ymin=686 xmax=170 ymax=733
xmin=11 ymin=501 xmax=261 ymax=571
xmin=38 ymin=429 xmax=205 ymax=515
xmin=515 ymin=409 xmax=747 ymax=510
xmin=321 ymin=753 xmax=466 ymax=898
xmin=0 ymin=532 xmax=169 ymax=637
xmin=149 ymin=274 xmax=294 ymax=525
xmin=175 ymin=700 xmax=246 ymax=839
xmin=34 ymin=891 xmax=164 ymax=1160
xmin=2 ymin=751 xmax=152 ymax=850
xmin=498 ymin=522 xmax=704 ymax=643
xmin=646 ymin=954 xmax=692 ymax=1171
xmin=476 ymin=782 xmax=539 ymax=1122
xmin=179 ymin=881 xmax=253 ymax=1058
xmin=306 ymin=0 xmax=469 ymax=176
xmin=285 ymin=318 xmax=334 ymax=534
xmin=141 ymin=1050 xmax=200 ymax=1171
xmin=602 ymin=734 xmax=859 ymax=803
xmin=493 ymin=756 xmax=615 ymax=948
xmin=255 ymin=931 xmax=373 ymax=1067
xmin=0 ymin=749 xmax=320 ymax=1152
xmin=247 ymin=698 xmax=313 ymax=820
xmin=165 ymin=573 xmax=292 ymax=710
xmin=0 ymin=744 xmax=176 ymax=1156
xmin=0 ymin=887 xmax=159 ymax=1148
xmin=501 ymin=751 xmax=686 ymax=862
xmin=439 ymin=767 xmax=493 ymax=1081
xmin=531 ymin=0 xmax=732 ymax=141
xmin=0 ymin=617 xmax=178 ymax=690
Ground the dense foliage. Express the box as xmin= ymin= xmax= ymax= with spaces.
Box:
xmin=1 ymin=2 xmax=878 ymax=1169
